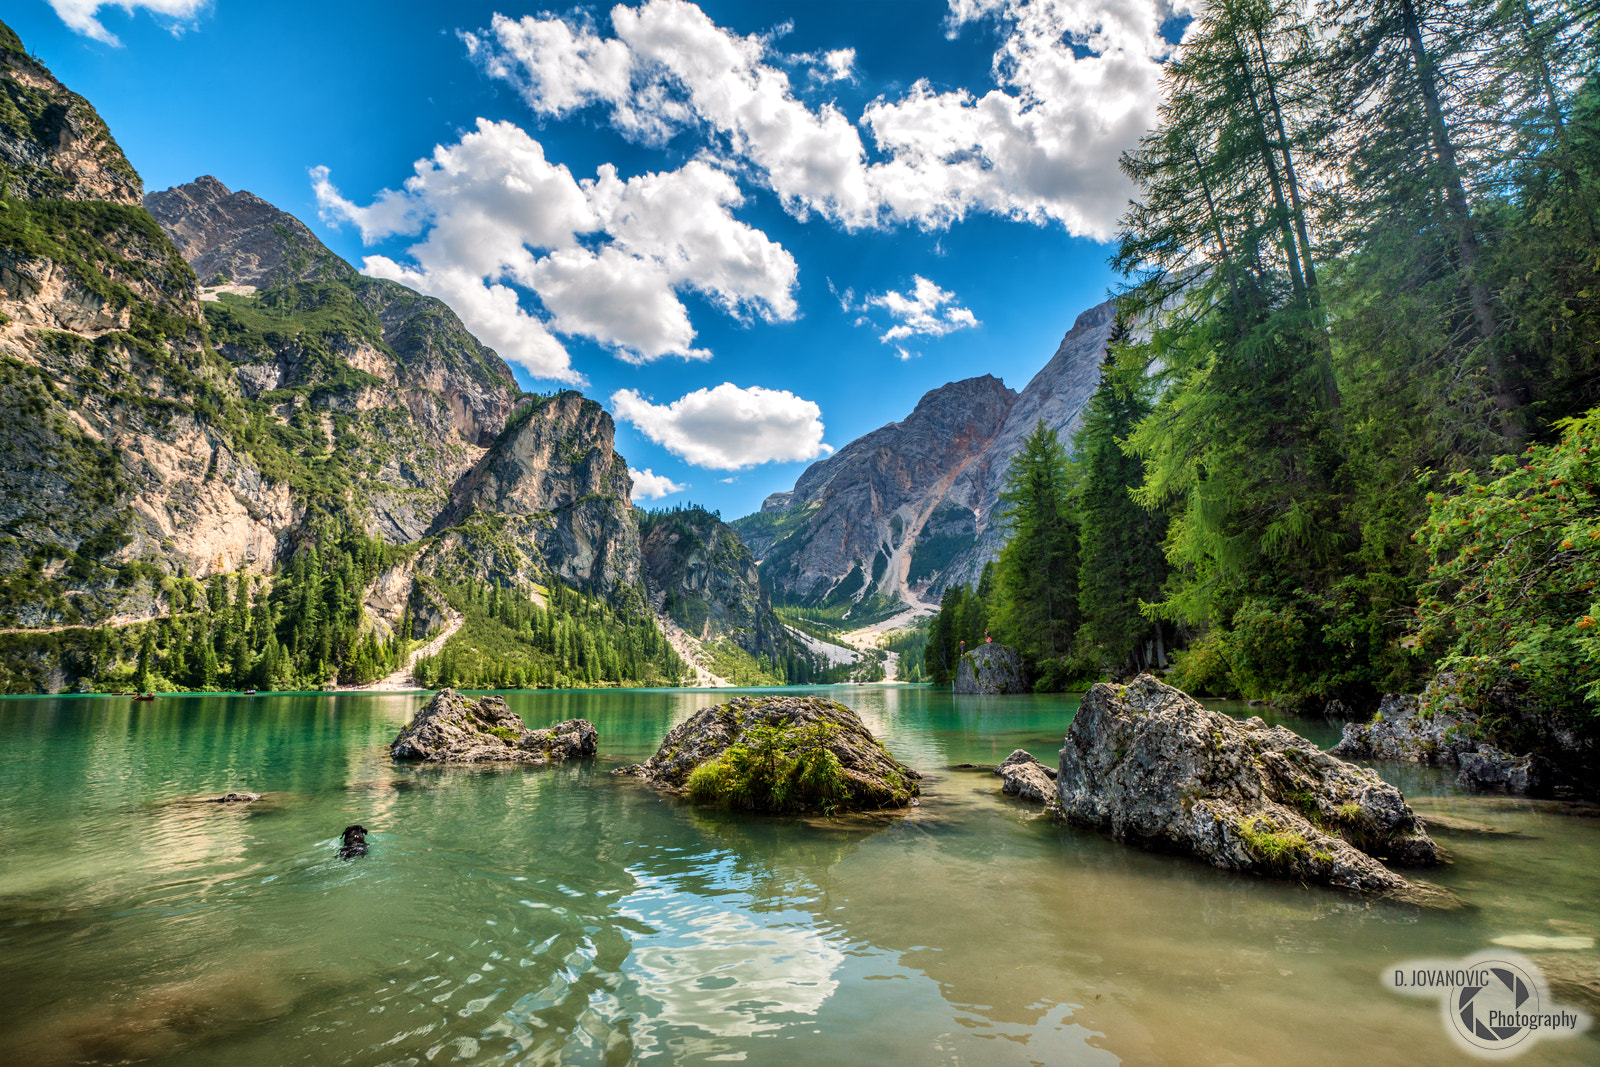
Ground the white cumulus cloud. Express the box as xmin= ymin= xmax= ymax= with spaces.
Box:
xmin=611 ymin=383 xmax=831 ymax=470
xmin=868 ymin=275 xmax=979 ymax=343
xmin=47 ymin=0 xmax=208 ymax=46
xmin=313 ymin=121 xmax=797 ymax=380
xmin=471 ymin=0 xmax=1189 ymax=238
xmin=628 ymin=467 xmax=687 ymax=500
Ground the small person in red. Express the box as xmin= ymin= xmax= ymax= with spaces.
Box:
xmin=985 ymin=630 xmax=992 ymax=643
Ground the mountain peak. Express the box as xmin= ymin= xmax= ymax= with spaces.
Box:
xmin=144 ymin=176 xmax=349 ymax=289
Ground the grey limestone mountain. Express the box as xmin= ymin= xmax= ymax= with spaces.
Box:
xmin=735 ymin=298 xmax=1116 ymax=607
xmin=144 ymin=175 xmax=520 ymax=544
xmin=420 ymin=391 xmax=643 ymax=602
xmin=737 ymin=374 xmax=1016 ymax=606
xmin=144 ymin=175 xmax=341 ymax=289
xmin=0 ymin=18 xmax=797 ymax=690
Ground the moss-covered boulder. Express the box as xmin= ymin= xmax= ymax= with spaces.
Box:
xmin=1058 ymin=674 xmax=1452 ymax=902
xmin=617 ymin=695 xmax=920 ymax=814
xmin=391 ymin=689 xmax=596 ymax=764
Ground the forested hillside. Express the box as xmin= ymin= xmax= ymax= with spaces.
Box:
xmin=929 ymin=0 xmax=1598 ymax=762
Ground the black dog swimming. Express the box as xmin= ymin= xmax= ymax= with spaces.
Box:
xmin=338 ymin=824 xmax=369 ymax=861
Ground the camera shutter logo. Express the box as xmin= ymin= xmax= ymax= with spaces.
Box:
xmin=1452 ymin=959 xmax=1538 ymax=1052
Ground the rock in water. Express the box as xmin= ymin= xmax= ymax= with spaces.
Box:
xmin=995 ymin=749 xmax=1059 ymax=806
xmin=205 ymin=792 xmax=261 ymax=803
xmin=618 ymin=695 xmax=920 ymax=813
xmin=1328 ymin=692 xmax=1478 ymax=765
xmin=1058 ymin=675 xmax=1448 ymax=900
xmin=391 ymin=689 xmax=596 ymax=764
xmin=1456 ymin=746 xmax=1557 ymax=797
xmin=1329 ymin=686 xmax=1561 ymax=797
xmin=955 ymin=644 xmax=1028 ymax=694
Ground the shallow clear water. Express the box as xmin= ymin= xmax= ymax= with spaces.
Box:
xmin=0 ymin=686 xmax=1595 ymax=1065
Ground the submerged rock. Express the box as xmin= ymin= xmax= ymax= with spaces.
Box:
xmin=955 ymin=644 xmax=1028 ymax=694
xmin=205 ymin=792 xmax=261 ymax=803
xmin=1456 ymin=746 xmax=1558 ymax=797
xmin=617 ymin=695 xmax=920 ymax=813
xmin=391 ymin=689 xmax=596 ymax=764
xmin=995 ymin=749 xmax=1058 ymax=806
xmin=1057 ymin=675 xmax=1449 ymax=901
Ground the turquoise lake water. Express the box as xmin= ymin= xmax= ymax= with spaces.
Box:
xmin=0 ymin=685 xmax=1595 ymax=1065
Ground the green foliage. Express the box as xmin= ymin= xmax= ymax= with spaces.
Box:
xmin=1073 ymin=346 xmax=1170 ymax=674
xmin=882 ymin=618 xmax=929 ymax=682
xmin=906 ymin=527 xmax=976 ymax=584
xmin=1413 ymin=412 xmax=1600 ymax=724
xmin=1235 ymin=815 xmax=1318 ymax=874
xmin=1094 ymin=0 xmax=1600 ymax=724
xmin=1164 ymin=629 xmax=1239 ymax=698
xmin=685 ymin=722 xmax=848 ymax=814
xmin=924 ymin=584 xmax=989 ymax=686
xmin=728 ymin=502 xmax=817 ymax=547
xmin=0 ymin=196 xmax=196 ymax=322
xmin=824 ymin=562 xmax=866 ymax=607
xmin=990 ymin=421 xmax=1081 ymax=668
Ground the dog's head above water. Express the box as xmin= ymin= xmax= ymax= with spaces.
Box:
xmin=338 ymin=824 xmax=369 ymax=861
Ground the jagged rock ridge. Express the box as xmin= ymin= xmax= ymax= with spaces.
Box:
xmin=736 ymin=299 xmax=1116 ymax=607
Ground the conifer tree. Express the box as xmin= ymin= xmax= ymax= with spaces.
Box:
xmin=990 ymin=421 xmax=1080 ymax=664
xmin=1074 ymin=347 xmax=1170 ymax=674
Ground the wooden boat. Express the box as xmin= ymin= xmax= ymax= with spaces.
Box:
xmin=132 ymin=693 xmax=156 ymax=702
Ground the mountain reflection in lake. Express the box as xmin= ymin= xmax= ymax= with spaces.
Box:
xmin=0 ymin=686 xmax=1595 ymax=1064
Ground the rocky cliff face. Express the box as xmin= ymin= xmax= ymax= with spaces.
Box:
xmin=0 ymin=24 xmax=141 ymax=204
xmin=738 ymin=298 xmax=1115 ymax=606
xmin=425 ymin=392 xmax=642 ymax=600
xmin=639 ymin=506 xmax=792 ymax=659
xmin=144 ymin=176 xmax=520 ymax=543
xmin=735 ymin=374 xmax=1016 ymax=606
xmin=937 ymin=299 xmax=1115 ymax=590
xmin=0 ymin=24 xmax=292 ymax=627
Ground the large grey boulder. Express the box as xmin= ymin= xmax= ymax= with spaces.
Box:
xmin=955 ymin=644 xmax=1028 ymax=694
xmin=995 ymin=749 xmax=1058 ymax=806
xmin=618 ymin=695 xmax=920 ymax=812
xmin=391 ymin=689 xmax=596 ymax=764
xmin=1456 ymin=746 xmax=1557 ymax=797
xmin=1058 ymin=675 xmax=1450 ymax=900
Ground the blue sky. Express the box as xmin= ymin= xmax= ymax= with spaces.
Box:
xmin=11 ymin=0 xmax=1187 ymax=518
